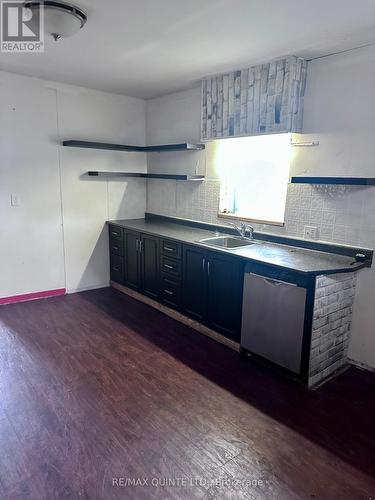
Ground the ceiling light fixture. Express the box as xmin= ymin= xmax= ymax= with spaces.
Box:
xmin=24 ymin=1 xmax=87 ymax=41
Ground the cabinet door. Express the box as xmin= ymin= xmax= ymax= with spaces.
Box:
xmin=207 ymin=252 xmax=243 ymax=341
xmin=140 ymin=234 xmax=159 ymax=299
xmin=182 ymin=245 xmax=208 ymax=322
xmin=110 ymin=253 xmax=124 ymax=284
xmin=124 ymin=230 xmax=141 ymax=291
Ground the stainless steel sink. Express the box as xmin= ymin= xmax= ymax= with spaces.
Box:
xmin=198 ymin=236 xmax=257 ymax=249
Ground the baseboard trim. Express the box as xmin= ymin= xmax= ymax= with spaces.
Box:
xmin=0 ymin=288 xmax=66 ymax=306
xmin=67 ymin=283 xmax=110 ymax=294
xmin=110 ymin=281 xmax=240 ymax=352
xmin=348 ymin=358 xmax=375 ymax=373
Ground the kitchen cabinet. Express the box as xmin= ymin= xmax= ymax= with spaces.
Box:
xmin=109 ymin=226 xmax=243 ymax=341
xmin=207 ymin=252 xmax=243 ymax=340
xmin=182 ymin=245 xmax=243 ymax=339
xmin=160 ymin=238 xmax=182 ymax=310
xmin=109 ymin=226 xmax=160 ymax=299
xmin=140 ymin=233 xmax=159 ymax=299
xmin=109 ymin=226 xmax=124 ymax=284
xmin=182 ymin=245 xmax=208 ymax=322
xmin=124 ymin=230 xmax=141 ymax=291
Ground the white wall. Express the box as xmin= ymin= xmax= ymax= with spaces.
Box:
xmin=145 ymin=45 xmax=375 ymax=369
xmin=0 ymin=71 xmax=146 ymax=296
xmin=146 ymin=87 xmax=206 ymax=177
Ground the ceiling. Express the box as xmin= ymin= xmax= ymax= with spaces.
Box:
xmin=1 ymin=0 xmax=375 ymax=99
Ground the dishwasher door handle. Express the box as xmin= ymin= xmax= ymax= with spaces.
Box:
xmin=248 ymin=273 xmax=298 ymax=287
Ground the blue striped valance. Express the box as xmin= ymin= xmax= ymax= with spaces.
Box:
xmin=201 ymin=56 xmax=307 ymax=140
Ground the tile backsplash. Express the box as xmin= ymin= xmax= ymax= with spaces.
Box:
xmin=147 ymin=180 xmax=375 ymax=249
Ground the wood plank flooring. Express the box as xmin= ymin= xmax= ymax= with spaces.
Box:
xmin=0 ymin=287 xmax=374 ymax=499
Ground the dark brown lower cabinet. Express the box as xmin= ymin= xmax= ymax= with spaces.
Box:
xmin=207 ymin=252 xmax=243 ymax=341
xmin=182 ymin=245 xmax=208 ymax=322
xmin=182 ymin=245 xmax=243 ymax=340
xmin=140 ymin=234 xmax=159 ymax=299
xmin=110 ymin=226 xmax=160 ymax=299
xmin=109 ymin=253 xmax=124 ymax=284
xmin=109 ymin=225 xmax=244 ymax=342
xmin=124 ymin=230 xmax=141 ymax=291
xmin=160 ymin=272 xmax=181 ymax=310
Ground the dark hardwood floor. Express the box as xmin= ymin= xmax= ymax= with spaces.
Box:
xmin=0 ymin=287 xmax=374 ymax=499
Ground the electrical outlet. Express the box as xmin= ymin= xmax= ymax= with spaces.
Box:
xmin=304 ymin=225 xmax=318 ymax=240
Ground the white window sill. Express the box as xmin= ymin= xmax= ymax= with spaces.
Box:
xmin=218 ymin=212 xmax=285 ymax=227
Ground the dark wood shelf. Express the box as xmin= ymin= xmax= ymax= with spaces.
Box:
xmin=144 ymin=143 xmax=205 ymax=151
xmin=87 ymin=171 xmax=205 ymax=181
xmin=63 ymin=140 xmax=205 ymax=152
xmin=291 ymin=176 xmax=375 ymax=186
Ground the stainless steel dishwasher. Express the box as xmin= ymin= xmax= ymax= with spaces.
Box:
xmin=241 ymin=267 xmax=307 ymax=374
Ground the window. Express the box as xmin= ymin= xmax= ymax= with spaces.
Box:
xmin=216 ymin=134 xmax=291 ymax=225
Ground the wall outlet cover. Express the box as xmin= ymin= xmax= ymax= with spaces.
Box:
xmin=304 ymin=225 xmax=318 ymax=240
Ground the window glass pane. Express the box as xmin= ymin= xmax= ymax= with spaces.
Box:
xmin=217 ymin=134 xmax=291 ymax=224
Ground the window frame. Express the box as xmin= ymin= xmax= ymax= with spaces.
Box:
xmin=215 ymin=133 xmax=291 ymax=226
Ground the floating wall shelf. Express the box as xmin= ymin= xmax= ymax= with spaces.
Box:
xmin=291 ymin=177 xmax=375 ymax=186
xmin=63 ymin=140 xmax=205 ymax=152
xmin=87 ymin=171 xmax=205 ymax=181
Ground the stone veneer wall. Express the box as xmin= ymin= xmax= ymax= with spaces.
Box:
xmin=309 ymin=273 xmax=357 ymax=387
xmin=201 ymin=56 xmax=307 ymax=139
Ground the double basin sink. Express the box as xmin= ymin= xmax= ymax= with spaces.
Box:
xmin=198 ymin=235 xmax=257 ymax=249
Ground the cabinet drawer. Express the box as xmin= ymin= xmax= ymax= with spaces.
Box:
xmin=161 ymin=239 xmax=182 ymax=259
xmin=160 ymin=274 xmax=182 ymax=309
xmin=110 ymin=254 xmax=124 ymax=284
xmin=109 ymin=238 xmax=123 ymax=256
xmin=160 ymin=256 xmax=181 ymax=277
xmin=108 ymin=226 xmax=123 ymax=240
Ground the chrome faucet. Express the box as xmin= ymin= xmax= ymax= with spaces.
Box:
xmin=229 ymin=221 xmax=254 ymax=239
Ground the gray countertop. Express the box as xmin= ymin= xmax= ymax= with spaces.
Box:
xmin=108 ymin=218 xmax=365 ymax=276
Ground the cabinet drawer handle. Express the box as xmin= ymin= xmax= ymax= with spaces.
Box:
xmin=163 ymin=278 xmax=176 ymax=285
xmin=164 ymin=246 xmax=174 ymax=252
xmin=164 ymin=264 xmax=174 ymax=270
xmin=113 ymin=267 xmax=120 ymax=271
xmin=111 ymin=231 xmax=120 ymax=237
xmin=163 ymin=289 xmax=174 ymax=295
xmin=112 ymin=246 xmax=119 ymax=251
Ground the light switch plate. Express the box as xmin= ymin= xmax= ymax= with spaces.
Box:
xmin=10 ymin=193 xmax=20 ymax=206
xmin=304 ymin=225 xmax=318 ymax=240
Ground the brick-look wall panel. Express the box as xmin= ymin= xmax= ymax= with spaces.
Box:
xmin=201 ymin=56 xmax=307 ymax=140
xmin=309 ymin=273 xmax=357 ymax=387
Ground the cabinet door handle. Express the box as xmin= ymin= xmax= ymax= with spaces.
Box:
xmin=202 ymin=258 xmax=206 ymax=273
xmin=207 ymin=261 xmax=210 ymax=277
xmin=164 ymin=246 xmax=174 ymax=252
xmin=111 ymin=231 xmax=120 ymax=237
xmin=139 ymin=240 xmax=142 ymax=253
xmin=163 ymin=289 xmax=174 ymax=295
xmin=113 ymin=267 xmax=120 ymax=271
xmin=164 ymin=264 xmax=174 ymax=270
xmin=112 ymin=246 xmax=119 ymax=251
xmin=135 ymin=239 xmax=139 ymax=251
